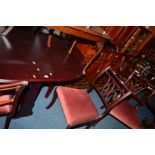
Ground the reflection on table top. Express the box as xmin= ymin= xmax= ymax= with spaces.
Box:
xmin=0 ymin=27 xmax=85 ymax=82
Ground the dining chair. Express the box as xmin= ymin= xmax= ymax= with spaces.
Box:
xmin=91 ymin=66 xmax=142 ymax=128
xmin=0 ymin=81 xmax=28 ymax=129
xmin=46 ymin=66 xmax=142 ymax=128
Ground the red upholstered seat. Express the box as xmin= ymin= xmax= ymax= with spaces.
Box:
xmin=0 ymin=95 xmax=13 ymax=114
xmin=110 ymin=100 xmax=141 ymax=129
xmin=57 ymin=86 xmax=100 ymax=127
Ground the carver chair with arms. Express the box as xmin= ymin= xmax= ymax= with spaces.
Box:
xmin=0 ymin=81 xmax=28 ymax=129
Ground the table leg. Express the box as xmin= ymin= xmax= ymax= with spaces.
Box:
xmin=68 ymin=40 xmax=77 ymax=54
xmin=47 ymin=34 xmax=52 ymax=48
xmin=44 ymin=85 xmax=54 ymax=98
xmin=82 ymin=43 xmax=104 ymax=75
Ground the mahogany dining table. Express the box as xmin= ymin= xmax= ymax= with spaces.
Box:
xmin=0 ymin=27 xmax=86 ymax=118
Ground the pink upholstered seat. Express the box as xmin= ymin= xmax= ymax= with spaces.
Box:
xmin=0 ymin=95 xmax=13 ymax=114
xmin=110 ymin=100 xmax=141 ymax=129
xmin=57 ymin=86 xmax=100 ymax=127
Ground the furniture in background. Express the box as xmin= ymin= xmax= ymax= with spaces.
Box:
xmin=68 ymin=26 xmax=155 ymax=89
xmin=46 ymin=66 xmax=143 ymax=129
xmin=100 ymin=26 xmax=155 ymax=56
xmin=0 ymin=81 xmax=28 ymax=128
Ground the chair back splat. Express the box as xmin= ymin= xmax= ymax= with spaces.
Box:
xmin=92 ymin=66 xmax=132 ymax=112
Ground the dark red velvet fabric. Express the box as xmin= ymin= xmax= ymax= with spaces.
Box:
xmin=0 ymin=95 xmax=12 ymax=114
xmin=110 ymin=100 xmax=141 ymax=129
xmin=57 ymin=86 xmax=99 ymax=127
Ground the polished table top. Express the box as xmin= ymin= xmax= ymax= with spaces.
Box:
xmin=0 ymin=27 xmax=85 ymax=82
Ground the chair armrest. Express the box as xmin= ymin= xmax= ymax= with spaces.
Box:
xmin=0 ymin=99 xmax=14 ymax=107
xmin=0 ymin=81 xmax=28 ymax=90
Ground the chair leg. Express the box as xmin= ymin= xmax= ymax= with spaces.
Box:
xmin=46 ymin=88 xmax=58 ymax=109
xmin=4 ymin=116 xmax=12 ymax=129
xmin=85 ymin=121 xmax=99 ymax=129
xmin=66 ymin=125 xmax=71 ymax=129
xmin=66 ymin=121 xmax=99 ymax=129
xmin=87 ymin=86 xmax=93 ymax=93
xmin=142 ymin=117 xmax=155 ymax=128
xmin=85 ymin=124 xmax=92 ymax=129
xmin=68 ymin=40 xmax=77 ymax=54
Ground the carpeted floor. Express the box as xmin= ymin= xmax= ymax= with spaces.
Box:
xmin=0 ymin=86 xmax=154 ymax=129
